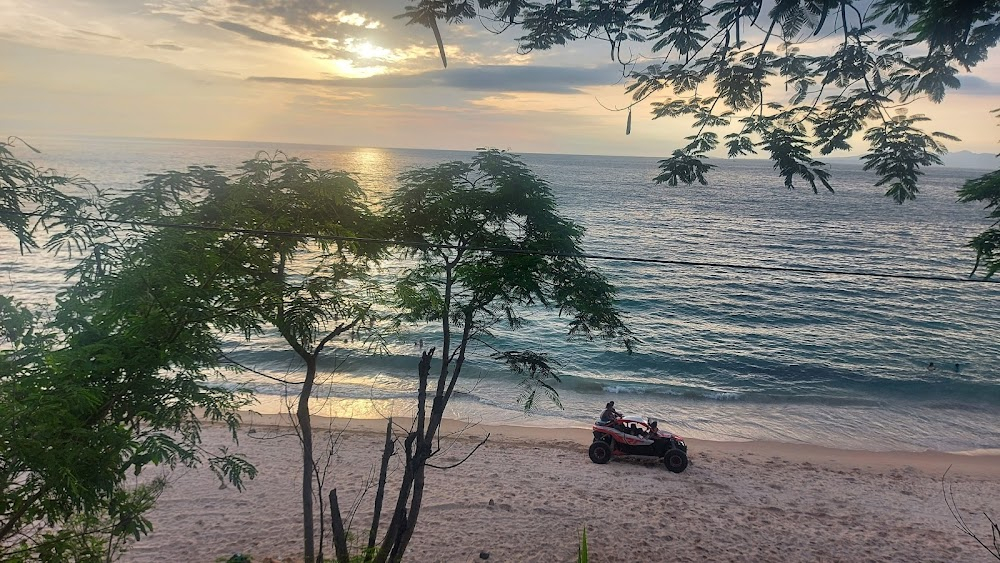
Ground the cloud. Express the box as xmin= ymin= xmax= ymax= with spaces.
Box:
xmin=220 ymin=1 xmax=395 ymax=33
xmin=74 ymin=29 xmax=122 ymax=40
xmin=147 ymin=42 xmax=184 ymax=51
xmin=333 ymin=11 xmax=381 ymax=29
xmin=212 ymin=20 xmax=327 ymax=52
xmin=140 ymin=0 xmax=531 ymax=73
xmin=190 ymin=1 xmax=392 ymax=42
xmin=249 ymin=64 xmax=621 ymax=93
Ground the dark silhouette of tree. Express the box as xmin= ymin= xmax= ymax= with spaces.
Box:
xmin=0 ymin=136 xmax=94 ymax=252
xmin=398 ymin=0 xmax=998 ymax=202
xmin=1 ymin=142 xmax=255 ymax=560
xmin=93 ymin=153 xmax=381 ymax=563
xmin=328 ymin=150 xmax=634 ymax=563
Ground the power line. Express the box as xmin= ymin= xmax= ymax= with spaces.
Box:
xmin=5 ymin=210 xmax=997 ymax=285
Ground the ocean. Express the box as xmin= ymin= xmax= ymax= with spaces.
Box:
xmin=4 ymin=135 xmax=999 ymax=452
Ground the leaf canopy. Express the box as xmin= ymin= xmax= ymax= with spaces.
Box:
xmin=400 ymin=0 xmax=1000 ymax=200
xmin=384 ymin=149 xmax=634 ymax=406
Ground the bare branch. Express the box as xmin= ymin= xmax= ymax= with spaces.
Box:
xmin=426 ymin=433 xmax=491 ymax=470
xmin=942 ymin=466 xmax=1000 ymax=560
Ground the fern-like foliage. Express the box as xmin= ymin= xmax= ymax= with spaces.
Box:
xmin=402 ymin=0 xmax=1000 ymax=202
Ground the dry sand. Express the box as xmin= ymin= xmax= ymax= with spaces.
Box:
xmin=123 ymin=412 xmax=1000 ymax=562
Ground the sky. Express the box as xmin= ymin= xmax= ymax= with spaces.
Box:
xmin=2 ymin=0 xmax=999 ymax=157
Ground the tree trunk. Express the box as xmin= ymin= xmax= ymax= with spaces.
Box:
xmin=368 ymin=417 xmax=394 ymax=554
xmin=298 ymin=357 xmax=318 ymax=563
xmin=373 ymin=434 xmax=416 ymax=563
xmin=372 ymin=352 xmax=434 ymax=563
xmin=392 ymin=457 xmax=427 ymax=562
xmin=329 ymin=489 xmax=350 ymax=563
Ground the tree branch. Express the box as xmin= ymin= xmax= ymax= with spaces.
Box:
xmin=426 ymin=433 xmax=490 ymax=469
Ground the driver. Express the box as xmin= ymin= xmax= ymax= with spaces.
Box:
xmin=600 ymin=401 xmax=622 ymax=423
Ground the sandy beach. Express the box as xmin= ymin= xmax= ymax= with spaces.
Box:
xmin=123 ymin=412 xmax=1000 ymax=562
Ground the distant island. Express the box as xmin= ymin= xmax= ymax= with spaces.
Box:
xmin=822 ymin=150 xmax=998 ymax=170
xmin=940 ymin=150 xmax=1000 ymax=170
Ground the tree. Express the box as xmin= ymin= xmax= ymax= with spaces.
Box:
xmin=93 ymin=153 xmax=382 ymax=563
xmin=1 ymin=142 xmax=256 ymax=560
xmin=327 ymin=150 xmax=634 ymax=563
xmin=199 ymin=155 xmax=380 ymax=563
xmin=0 ymin=136 xmax=95 ymax=253
xmin=398 ymin=0 xmax=998 ymax=201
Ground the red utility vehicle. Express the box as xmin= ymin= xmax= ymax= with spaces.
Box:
xmin=589 ymin=415 xmax=689 ymax=473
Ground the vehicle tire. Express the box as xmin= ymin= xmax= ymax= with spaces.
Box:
xmin=588 ymin=440 xmax=612 ymax=464
xmin=593 ymin=432 xmax=613 ymax=445
xmin=663 ymin=448 xmax=688 ymax=473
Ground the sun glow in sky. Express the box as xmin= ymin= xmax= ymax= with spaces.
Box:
xmin=344 ymin=39 xmax=396 ymax=62
xmin=326 ymin=58 xmax=388 ymax=79
xmin=1 ymin=1 xmax=999 ymax=157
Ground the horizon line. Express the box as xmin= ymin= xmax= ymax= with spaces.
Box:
xmin=14 ymin=132 xmax=999 ymax=169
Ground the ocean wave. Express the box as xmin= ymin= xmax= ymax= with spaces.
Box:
xmin=603 ymin=384 xmax=659 ymax=395
xmin=601 ymin=383 xmax=744 ymax=401
xmin=222 ymin=350 xmax=1000 ymax=412
xmin=701 ymin=391 xmax=743 ymax=401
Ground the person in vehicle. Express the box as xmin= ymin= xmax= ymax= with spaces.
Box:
xmin=600 ymin=401 xmax=622 ymax=423
xmin=646 ymin=420 xmax=659 ymax=439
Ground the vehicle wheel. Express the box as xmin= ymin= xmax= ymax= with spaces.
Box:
xmin=663 ymin=448 xmax=688 ymax=473
xmin=595 ymin=433 xmax=613 ymax=445
xmin=588 ymin=440 xmax=612 ymax=464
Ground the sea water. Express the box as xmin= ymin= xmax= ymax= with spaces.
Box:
xmin=4 ymin=135 xmax=999 ymax=452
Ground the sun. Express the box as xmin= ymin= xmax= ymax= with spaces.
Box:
xmin=348 ymin=40 xmax=394 ymax=61
xmin=316 ymin=38 xmax=400 ymax=78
